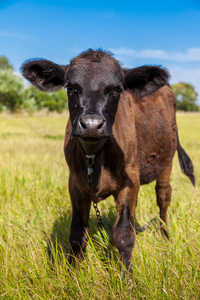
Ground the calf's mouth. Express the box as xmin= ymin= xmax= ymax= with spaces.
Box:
xmin=82 ymin=136 xmax=101 ymax=143
xmin=77 ymin=136 xmax=107 ymax=154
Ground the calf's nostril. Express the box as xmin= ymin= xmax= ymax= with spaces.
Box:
xmin=97 ymin=120 xmax=105 ymax=130
xmin=97 ymin=124 xmax=103 ymax=130
xmin=80 ymin=120 xmax=87 ymax=129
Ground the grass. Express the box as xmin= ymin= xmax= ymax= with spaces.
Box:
xmin=0 ymin=113 xmax=199 ymax=299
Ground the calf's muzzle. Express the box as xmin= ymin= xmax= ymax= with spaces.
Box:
xmin=77 ymin=114 xmax=107 ymax=140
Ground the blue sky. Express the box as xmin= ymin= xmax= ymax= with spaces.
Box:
xmin=0 ymin=0 xmax=200 ymax=102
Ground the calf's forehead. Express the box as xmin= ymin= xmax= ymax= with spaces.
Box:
xmin=67 ymin=58 xmax=123 ymax=90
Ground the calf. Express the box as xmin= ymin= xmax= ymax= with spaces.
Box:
xmin=22 ymin=49 xmax=195 ymax=272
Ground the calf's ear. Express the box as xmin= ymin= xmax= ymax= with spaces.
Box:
xmin=21 ymin=59 xmax=69 ymax=91
xmin=123 ymin=66 xmax=170 ymax=98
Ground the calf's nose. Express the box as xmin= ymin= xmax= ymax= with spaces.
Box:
xmin=78 ymin=114 xmax=106 ymax=137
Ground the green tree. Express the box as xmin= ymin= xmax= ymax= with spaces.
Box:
xmin=0 ymin=69 xmax=24 ymax=112
xmin=23 ymin=85 xmax=68 ymax=113
xmin=22 ymin=85 xmax=48 ymax=111
xmin=46 ymin=89 xmax=68 ymax=113
xmin=171 ymin=82 xmax=199 ymax=112
xmin=0 ymin=56 xmax=14 ymax=71
xmin=21 ymin=85 xmax=38 ymax=114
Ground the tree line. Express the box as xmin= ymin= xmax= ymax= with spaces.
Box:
xmin=0 ymin=56 xmax=199 ymax=113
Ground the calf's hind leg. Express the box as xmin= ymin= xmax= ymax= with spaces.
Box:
xmin=155 ymin=163 xmax=172 ymax=238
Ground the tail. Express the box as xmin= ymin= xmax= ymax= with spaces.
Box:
xmin=177 ymin=131 xmax=195 ymax=186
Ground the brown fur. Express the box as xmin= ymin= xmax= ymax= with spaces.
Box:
xmin=21 ymin=49 xmax=195 ymax=273
xmin=64 ymin=85 xmax=177 ymax=271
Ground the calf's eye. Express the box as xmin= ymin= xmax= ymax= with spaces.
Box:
xmin=109 ymin=87 xmax=122 ymax=97
xmin=70 ymin=89 xmax=78 ymax=96
xmin=66 ymin=84 xmax=78 ymax=96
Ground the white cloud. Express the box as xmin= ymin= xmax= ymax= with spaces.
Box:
xmin=111 ymin=47 xmax=200 ymax=62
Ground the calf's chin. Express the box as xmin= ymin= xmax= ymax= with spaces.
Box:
xmin=77 ymin=137 xmax=107 ymax=155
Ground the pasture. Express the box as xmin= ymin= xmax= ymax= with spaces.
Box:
xmin=0 ymin=113 xmax=199 ymax=299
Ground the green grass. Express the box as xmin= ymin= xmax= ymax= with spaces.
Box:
xmin=0 ymin=113 xmax=199 ymax=299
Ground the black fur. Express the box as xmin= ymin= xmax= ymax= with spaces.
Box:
xmin=76 ymin=48 xmax=113 ymax=62
xmin=21 ymin=51 xmax=170 ymax=98
xmin=123 ymin=65 xmax=170 ymax=98
xmin=21 ymin=59 xmax=68 ymax=91
xmin=177 ymin=131 xmax=195 ymax=186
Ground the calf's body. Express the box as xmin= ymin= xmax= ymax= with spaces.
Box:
xmin=22 ymin=49 xmax=195 ymax=273
xmin=64 ymin=85 xmax=177 ymax=270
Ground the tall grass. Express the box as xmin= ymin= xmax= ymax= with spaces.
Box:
xmin=0 ymin=113 xmax=199 ymax=299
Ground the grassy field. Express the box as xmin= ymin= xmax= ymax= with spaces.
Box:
xmin=0 ymin=113 xmax=199 ymax=299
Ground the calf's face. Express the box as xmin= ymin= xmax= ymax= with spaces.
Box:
xmin=66 ymin=55 xmax=123 ymax=153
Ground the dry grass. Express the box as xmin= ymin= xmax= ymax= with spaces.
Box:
xmin=0 ymin=113 xmax=199 ymax=299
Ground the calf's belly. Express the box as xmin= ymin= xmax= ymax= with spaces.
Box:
xmin=139 ymin=155 xmax=173 ymax=185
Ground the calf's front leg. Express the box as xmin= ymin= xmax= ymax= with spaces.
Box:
xmin=68 ymin=175 xmax=91 ymax=263
xmin=113 ymin=168 xmax=140 ymax=273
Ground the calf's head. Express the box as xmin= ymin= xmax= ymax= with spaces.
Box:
xmin=22 ymin=49 xmax=170 ymax=154
xmin=65 ymin=50 xmax=124 ymax=154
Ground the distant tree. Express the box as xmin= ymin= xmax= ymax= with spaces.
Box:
xmin=0 ymin=69 xmax=24 ymax=111
xmin=21 ymin=85 xmax=38 ymax=114
xmin=0 ymin=102 xmax=3 ymax=113
xmin=22 ymin=85 xmax=48 ymax=110
xmin=47 ymin=89 xmax=68 ymax=113
xmin=0 ymin=56 xmax=14 ymax=71
xmin=23 ymin=85 xmax=68 ymax=113
xmin=171 ymin=82 xmax=199 ymax=112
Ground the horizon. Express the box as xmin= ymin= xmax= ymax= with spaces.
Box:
xmin=0 ymin=0 xmax=200 ymax=103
